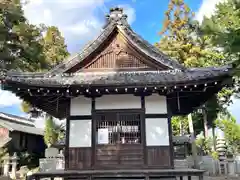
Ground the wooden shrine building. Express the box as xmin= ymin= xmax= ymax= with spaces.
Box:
xmin=0 ymin=7 xmax=233 ymax=180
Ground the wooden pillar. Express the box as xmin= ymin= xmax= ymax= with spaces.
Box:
xmin=141 ymin=96 xmax=147 ymax=166
xmin=64 ymin=100 xmax=70 ymax=170
xmin=167 ymin=96 xmax=174 ymax=168
xmin=91 ymin=97 xmax=96 ymax=167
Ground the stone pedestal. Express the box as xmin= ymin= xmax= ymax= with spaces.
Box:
xmin=228 ymin=159 xmax=236 ymax=175
xmin=219 ymin=160 xmax=228 ymax=175
xmin=174 ymin=159 xmax=188 ymax=169
xmin=3 ymin=158 xmax=10 ymax=176
xmin=40 ymin=147 xmax=65 ymax=173
xmin=235 ymin=155 xmax=240 ymax=174
xmin=45 ymin=147 xmax=59 ymax=158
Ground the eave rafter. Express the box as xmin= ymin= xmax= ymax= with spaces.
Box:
xmin=1 ymin=77 xmax=231 ymax=119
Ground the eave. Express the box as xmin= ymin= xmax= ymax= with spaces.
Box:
xmin=2 ymin=66 xmax=231 ymax=88
xmin=0 ymin=66 xmax=233 ymax=119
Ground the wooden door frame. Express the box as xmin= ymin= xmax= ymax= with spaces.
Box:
xmin=92 ymin=108 xmax=145 ymax=168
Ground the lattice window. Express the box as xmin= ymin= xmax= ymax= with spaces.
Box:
xmin=95 ymin=111 xmax=142 ymax=145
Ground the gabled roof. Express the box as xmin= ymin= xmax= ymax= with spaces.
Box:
xmin=47 ymin=7 xmax=185 ymax=75
xmin=0 ymin=112 xmax=44 ymax=136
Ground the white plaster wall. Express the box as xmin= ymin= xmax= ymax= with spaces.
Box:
xmin=69 ymin=120 xmax=92 ymax=147
xmin=95 ymin=94 xmax=141 ymax=110
xmin=145 ymin=118 xmax=169 ymax=146
xmin=70 ymin=96 xmax=91 ymax=116
xmin=145 ymin=94 xmax=167 ymax=114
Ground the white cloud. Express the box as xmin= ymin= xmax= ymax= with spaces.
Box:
xmin=196 ymin=0 xmax=226 ymax=22
xmin=23 ymin=0 xmax=106 ymax=49
xmin=0 ymin=90 xmax=21 ymax=107
xmin=22 ymin=0 xmax=136 ymax=52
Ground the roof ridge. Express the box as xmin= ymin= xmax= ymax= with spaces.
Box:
xmin=0 ymin=112 xmax=35 ymax=127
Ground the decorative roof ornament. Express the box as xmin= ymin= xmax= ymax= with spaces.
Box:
xmin=105 ymin=7 xmax=128 ymax=26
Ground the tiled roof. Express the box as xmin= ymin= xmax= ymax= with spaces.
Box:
xmin=0 ymin=112 xmax=44 ymax=136
xmin=0 ymin=112 xmax=35 ymax=126
xmin=4 ymin=66 xmax=231 ymax=87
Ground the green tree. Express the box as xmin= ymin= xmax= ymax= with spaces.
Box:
xmin=215 ymin=116 xmax=240 ymax=155
xmin=44 ymin=116 xmax=58 ymax=147
xmin=42 ymin=26 xmax=69 ymax=69
xmin=0 ymin=0 xmax=46 ymax=71
xmin=44 ymin=116 xmax=64 ymax=147
xmin=21 ymin=101 xmax=31 ymax=113
xmin=156 ymin=0 xmax=230 ymax=135
xmin=195 ymin=132 xmax=212 ymax=155
xmin=201 ymin=0 xmax=240 ymax=68
xmin=171 ymin=116 xmax=189 ymax=136
xmin=156 ymin=0 xmax=226 ymax=68
xmin=201 ymin=0 xmax=239 ymax=102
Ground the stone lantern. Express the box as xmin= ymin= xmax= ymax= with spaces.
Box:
xmin=2 ymin=154 xmax=10 ymax=176
xmin=11 ymin=152 xmax=19 ymax=179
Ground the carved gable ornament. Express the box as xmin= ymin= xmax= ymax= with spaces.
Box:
xmin=84 ymin=33 xmax=155 ymax=70
xmin=112 ymin=42 xmax=123 ymax=55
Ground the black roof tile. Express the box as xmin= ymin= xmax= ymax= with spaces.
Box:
xmin=4 ymin=66 xmax=231 ymax=87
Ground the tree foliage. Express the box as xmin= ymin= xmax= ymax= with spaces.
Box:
xmin=42 ymin=26 xmax=69 ymax=69
xmin=44 ymin=116 xmax=58 ymax=147
xmin=195 ymin=133 xmax=212 ymax=155
xmin=156 ymin=0 xmax=226 ymax=67
xmin=44 ymin=116 xmax=64 ymax=147
xmin=0 ymin=1 xmax=70 ymax=113
xmin=0 ymin=148 xmax=8 ymax=161
xmin=0 ymin=0 xmax=47 ymax=71
xmin=156 ymin=0 xmax=232 ymax=135
xmin=201 ymin=0 xmax=240 ymax=100
xmin=171 ymin=116 xmax=188 ymax=136
xmin=201 ymin=0 xmax=240 ymax=61
xmin=215 ymin=116 xmax=240 ymax=155
xmin=21 ymin=101 xmax=31 ymax=113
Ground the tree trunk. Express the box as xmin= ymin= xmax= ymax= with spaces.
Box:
xmin=179 ymin=120 xmax=183 ymax=135
xmin=212 ymin=125 xmax=216 ymax=151
xmin=203 ymin=109 xmax=208 ymax=137
xmin=188 ymin=113 xmax=199 ymax=169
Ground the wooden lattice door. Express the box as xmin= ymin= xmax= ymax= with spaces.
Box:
xmin=94 ymin=110 xmax=144 ymax=168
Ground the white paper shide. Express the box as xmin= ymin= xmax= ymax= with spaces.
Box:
xmin=98 ymin=128 xmax=109 ymax=144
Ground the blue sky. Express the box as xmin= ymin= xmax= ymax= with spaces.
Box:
xmin=0 ymin=0 xmax=239 ymax=127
